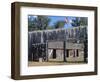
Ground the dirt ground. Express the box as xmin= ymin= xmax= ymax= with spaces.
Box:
xmin=28 ymin=61 xmax=86 ymax=66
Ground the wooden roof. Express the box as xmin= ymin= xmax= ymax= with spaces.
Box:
xmin=48 ymin=41 xmax=84 ymax=50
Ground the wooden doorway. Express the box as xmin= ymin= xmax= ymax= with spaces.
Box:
xmin=53 ymin=49 xmax=56 ymax=59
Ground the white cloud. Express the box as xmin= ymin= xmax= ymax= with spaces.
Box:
xmin=33 ymin=15 xmax=37 ymax=18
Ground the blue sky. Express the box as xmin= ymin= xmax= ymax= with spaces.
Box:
xmin=48 ymin=16 xmax=74 ymax=28
xmin=28 ymin=15 xmax=79 ymax=28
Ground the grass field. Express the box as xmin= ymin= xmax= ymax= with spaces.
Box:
xmin=28 ymin=61 xmax=86 ymax=66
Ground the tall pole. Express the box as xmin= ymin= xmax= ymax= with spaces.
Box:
xmin=46 ymin=41 xmax=48 ymax=62
xmin=63 ymin=30 xmax=67 ymax=62
xmin=63 ymin=40 xmax=67 ymax=62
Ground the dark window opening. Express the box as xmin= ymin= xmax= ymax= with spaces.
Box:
xmin=53 ymin=49 xmax=56 ymax=59
xmin=76 ymin=49 xmax=79 ymax=57
xmin=66 ymin=49 xmax=69 ymax=57
xmin=73 ymin=50 xmax=75 ymax=57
